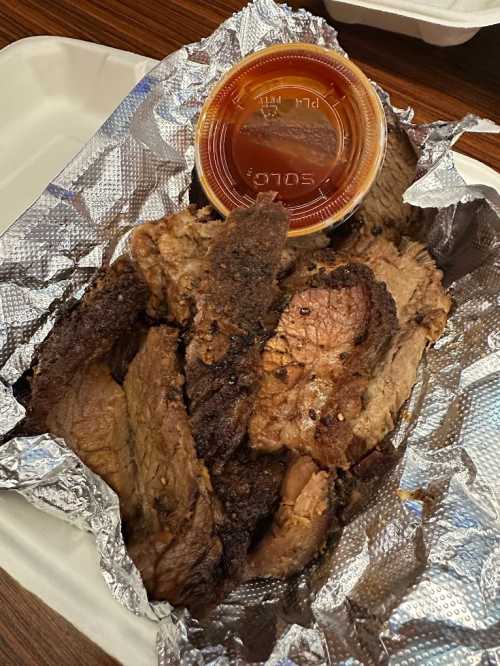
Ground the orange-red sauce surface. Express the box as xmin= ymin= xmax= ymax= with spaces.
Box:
xmin=197 ymin=45 xmax=385 ymax=235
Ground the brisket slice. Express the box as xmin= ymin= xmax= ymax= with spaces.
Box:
xmin=212 ymin=447 xmax=287 ymax=580
xmin=244 ymin=443 xmax=398 ymax=581
xmin=28 ymin=265 xmax=223 ymax=608
xmin=131 ymin=205 xmax=224 ymax=325
xmin=249 ymin=263 xmax=398 ymax=469
xmin=350 ymin=125 xmax=419 ymax=244
xmin=27 ymin=257 xmax=148 ymax=431
xmin=186 ymin=192 xmax=289 ymax=470
xmin=283 ymin=236 xmax=451 ymax=461
xmin=133 ymin=195 xmax=290 ymax=584
xmin=245 ymin=455 xmax=333 ymax=580
xmin=44 ymin=362 xmax=137 ymax=522
xmin=124 ymin=326 xmax=222 ymax=609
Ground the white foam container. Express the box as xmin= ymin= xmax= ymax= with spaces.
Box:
xmin=0 ymin=36 xmax=157 ymax=232
xmin=0 ymin=35 xmax=498 ymax=665
xmin=323 ymin=0 xmax=500 ymax=46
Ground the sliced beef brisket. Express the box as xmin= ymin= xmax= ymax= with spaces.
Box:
xmin=124 ymin=326 xmax=222 ymax=609
xmin=249 ymin=263 xmax=398 ymax=469
xmin=27 ymin=257 xmax=148 ymax=431
xmin=185 ymin=192 xmax=289 ymax=469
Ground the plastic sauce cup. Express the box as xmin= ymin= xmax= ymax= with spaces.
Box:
xmin=195 ymin=43 xmax=386 ymax=237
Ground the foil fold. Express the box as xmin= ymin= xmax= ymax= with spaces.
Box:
xmin=0 ymin=1 xmax=499 ymax=664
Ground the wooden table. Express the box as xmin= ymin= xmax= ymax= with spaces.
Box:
xmin=0 ymin=1 xmax=498 ymax=664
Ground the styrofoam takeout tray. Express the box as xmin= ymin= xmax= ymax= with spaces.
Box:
xmin=323 ymin=0 xmax=500 ymax=45
xmin=0 ymin=36 xmax=157 ymax=233
xmin=0 ymin=36 xmax=499 ymax=665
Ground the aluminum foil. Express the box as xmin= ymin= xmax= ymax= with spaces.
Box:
xmin=0 ymin=1 xmax=499 ymax=664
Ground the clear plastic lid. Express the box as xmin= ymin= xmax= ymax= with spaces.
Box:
xmin=195 ymin=43 xmax=386 ymax=236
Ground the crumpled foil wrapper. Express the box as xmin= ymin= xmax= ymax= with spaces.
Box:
xmin=0 ymin=1 xmax=499 ymax=664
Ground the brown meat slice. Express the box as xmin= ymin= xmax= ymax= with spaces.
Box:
xmin=285 ymin=236 xmax=449 ymax=331
xmin=351 ymin=125 xmax=419 ymax=243
xmin=186 ymin=193 xmax=289 ymax=469
xmin=279 ymin=237 xmax=451 ymax=468
xmin=245 ymin=455 xmax=332 ymax=579
xmin=27 ymin=257 xmax=148 ymax=431
xmin=332 ymin=238 xmax=451 ymax=459
xmin=44 ymin=362 xmax=137 ymax=522
xmin=212 ymin=447 xmax=287 ymax=579
xmin=249 ymin=263 xmax=398 ymax=469
xmin=354 ymin=236 xmax=450 ymax=335
xmin=123 ymin=326 xmax=222 ymax=608
xmin=131 ymin=205 xmax=224 ymax=324
xmin=130 ymin=199 xmax=290 ymax=589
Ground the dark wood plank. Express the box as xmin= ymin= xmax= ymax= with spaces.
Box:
xmin=0 ymin=1 xmax=498 ymax=664
xmin=0 ymin=568 xmax=118 ymax=665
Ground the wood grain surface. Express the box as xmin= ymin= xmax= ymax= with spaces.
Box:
xmin=0 ymin=569 xmax=117 ymax=665
xmin=0 ymin=1 xmax=498 ymax=665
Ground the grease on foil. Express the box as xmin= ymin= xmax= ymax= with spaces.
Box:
xmin=0 ymin=1 xmax=499 ymax=664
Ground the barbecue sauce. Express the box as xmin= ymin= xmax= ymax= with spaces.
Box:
xmin=196 ymin=43 xmax=386 ymax=236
